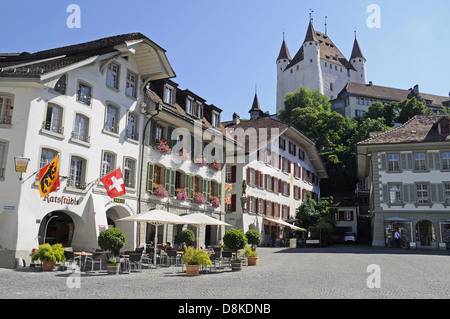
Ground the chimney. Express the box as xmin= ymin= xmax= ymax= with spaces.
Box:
xmin=232 ymin=113 xmax=240 ymax=125
xmin=413 ymin=84 xmax=419 ymax=95
xmin=368 ymin=81 xmax=373 ymax=86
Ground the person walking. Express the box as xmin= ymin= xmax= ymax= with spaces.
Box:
xmin=394 ymin=230 xmax=400 ymax=248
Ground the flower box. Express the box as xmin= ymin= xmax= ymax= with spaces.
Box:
xmin=193 ymin=192 xmax=206 ymax=205
xmin=156 ymin=139 xmax=171 ymax=155
xmin=194 ymin=155 xmax=207 ymax=166
xmin=153 ymin=184 xmax=168 ymax=198
xmin=210 ymin=160 xmax=222 ymax=170
xmin=175 ymin=188 xmax=188 ymax=201
xmin=209 ymin=196 xmax=220 ymax=207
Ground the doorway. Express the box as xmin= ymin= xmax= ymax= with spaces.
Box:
xmin=38 ymin=211 xmax=74 ymax=247
xmin=416 ymin=220 xmax=436 ymax=246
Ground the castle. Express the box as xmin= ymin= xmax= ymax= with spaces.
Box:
xmin=276 ymin=20 xmax=367 ymax=114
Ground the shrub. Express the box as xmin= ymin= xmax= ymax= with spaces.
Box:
xmin=98 ymin=228 xmax=127 ymax=257
xmin=31 ymin=243 xmax=65 ymax=264
xmin=182 ymin=246 xmax=212 ymax=266
xmin=179 ymin=229 xmax=195 ymax=246
xmin=244 ymin=245 xmax=258 ymax=258
xmin=223 ymin=228 xmax=248 ymax=252
xmin=245 ymin=229 xmax=262 ymax=248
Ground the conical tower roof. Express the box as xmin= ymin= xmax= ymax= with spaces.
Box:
xmin=350 ymin=38 xmax=365 ymax=60
xmin=303 ymin=21 xmax=318 ymax=43
xmin=249 ymin=93 xmax=262 ymax=112
xmin=277 ymin=35 xmax=292 ymax=61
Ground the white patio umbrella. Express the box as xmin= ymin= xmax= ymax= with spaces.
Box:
xmin=182 ymin=213 xmax=231 ymax=249
xmin=117 ymin=210 xmax=199 ymax=265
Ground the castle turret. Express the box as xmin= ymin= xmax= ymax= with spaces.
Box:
xmin=301 ymin=21 xmax=324 ymax=93
xmin=276 ymin=34 xmax=292 ymax=114
xmin=249 ymin=93 xmax=264 ymax=120
xmin=350 ymin=38 xmax=367 ymax=84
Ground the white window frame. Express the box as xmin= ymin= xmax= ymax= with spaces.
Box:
xmin=106 ymin=62 xmax=120 ymax=90
xmin=126 ymin=112 xmax=139 ymax=141
xmin=0 ymin=94 xmax=13 ymax=125
xmin=73 ymin=113 xmax=90 ymax=143
xmin=123 ymin=157 xmax=136 ymax=188
xmin=0 ymin=141 xmax=8 ymax=179
xmin=125 ymin=70 xmax=137 ymax=98
xmin=77 ymin=81 xmax=92 ymax=106
xmin=416 ymin=183 xmax=429 ymax=204
xmin=101 ymin=151 xmax=116 ymax=177
xmin=389 ymin=184 xmax=402 ymax=204
xmin=68 ymin=155 xmax=87 ymax=189
xmin=387 ymin=154 xmax=400 ymax=172
xmin=105 ymin=103 xmax=120 ymax=134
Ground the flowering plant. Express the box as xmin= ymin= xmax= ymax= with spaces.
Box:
xmin=193 ymin=192 xmax=206 ymax=205
xmin=178 ymin=148 xmax=191 ymax=161
xmin=211 ymin=160 xmax=222 ymax=170
xmin=210 ymin=196 xmax=220 ymax=207
xmin=194 ymin=154 xmax=207 ymax=166
xmin=175 ymin=188 xmax=188 ymax=200
xmin=153 ymin=184 xmax=168 ymax=198
xmin=156 ymin=139 xmax=171 ymax=155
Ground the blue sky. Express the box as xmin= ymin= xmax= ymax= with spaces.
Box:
xmin=2 ymin=0 xmax=449 ymax=122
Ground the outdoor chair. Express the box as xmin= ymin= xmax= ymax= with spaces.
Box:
xmin=221 ymin=250 xmax=233 ymax=268
xmin=85 ymin=249 xmax=104 ymax=272
xmin=128 ymin=253 xmax=143 ymax=272
xmin=166 ymin=249 xmax=180 ymax=266
xmin=63 ymin=249 xmax=81 ymax=269
xmin=207 ymin=253 xmax=222 ymax=273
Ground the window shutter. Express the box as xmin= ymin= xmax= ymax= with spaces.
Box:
xmin=149 ymin=120 xmax=157 ymax=146
xmin=263 ymin=200 xmax=267 ymax=215
xmin=255 ymin=198 xmax=259 ymax=214
xmin=204 ymin=179 xmax=210 ymax=202
xmin=288 ymin=160 xmax=291 ymax=173
xmin=231 ymin=194 xmax=236 ymax=212
xmin=247 ymin=197 xmax=251 ymax=212
xmin=187 ymin=174 xmax=194 ymax=200
xmin=435 ymin=153 xmax=441 ymax=170
xmin=217 ymin=183 xmax=222 ymax=203
xmin=431 ymin=183 xmax=439 ymax=203
xmin=382 ymin=184 xmax=389 ymax=203
xmin=231 ymin=166 xmax=236 ymax=183
xmin=381 ymin=153 xmax=387 ymax=171
xmin=164 ymin=168 xmax=171 ymax=195
xmin=247 ymin=167 xmax=250 ymax=184
xmin=265 ymin=174 xmax=268 ymax=190
xmin=428 ymin=153 xmax=435 ymax=170
xmin=406 ymin=153 xmax=413 ymax=170
xmin=409 ymin=184 xmax=415 ymax=203
xmin=167 ymin=126 xmax=175 ymax=148
xmin=271 ymin=202 xmax=275 ymax=217
xmin=146 ymin=163 xmax=154 ymax=192
xmin=271 ymin=176 xmax=275 ymax=192
xmin=402 ymin=184 xmax=409 ymax=203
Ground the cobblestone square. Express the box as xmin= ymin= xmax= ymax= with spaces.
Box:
xmin=0 ymin=245 xmax=449 ymax=300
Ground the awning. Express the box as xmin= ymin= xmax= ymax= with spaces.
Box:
xmin=263 ymin=216 xmax=306 ymax=231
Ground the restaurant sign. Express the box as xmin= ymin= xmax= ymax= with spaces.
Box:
xmin=43 ymin=195 xmax=81 ymax=206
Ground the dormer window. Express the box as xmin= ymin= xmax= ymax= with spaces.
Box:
xmin=164 ymin=85 xmax=174 ymax=104
xmin=212 ymin=111 xmax=220 ymax=128
xmin=439 ymin=120 xmax=450 ymax=135
xmin=187 ymin=98 xmax=194 ymax=114
xmin=54 ymin=75 xmax=66 ymax=94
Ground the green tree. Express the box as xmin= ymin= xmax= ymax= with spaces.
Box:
xmin=395 ymin=97 xmax=432 ymax=124
xmin=363 ymin=101 xmax=396 ymax=127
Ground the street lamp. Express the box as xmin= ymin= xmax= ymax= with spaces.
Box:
xmin=138 ymin=98 xmax=162 ymax=215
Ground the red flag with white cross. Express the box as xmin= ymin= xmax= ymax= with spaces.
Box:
xmin=100 ymin=168 xmax=126 ymax=199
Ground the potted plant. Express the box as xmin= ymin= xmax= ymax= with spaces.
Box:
xmin=31 ymin=243 xmax=66 ymax=271
xmin=175 ymin=188 xmax=188 ymax=201
xmin=223 ymin=228 xmax=248 ymax=271
xmin=245 ymin=229 xmax=261 ymax=266
xmin=106 ymin=258 xmax=120 ymax=275
xmin=209 ymin=196 xmax=220 ymax=208
xmin=182 ymin=246 xmax=212 ymax=276
xmin=193 ymin=192 xmax=206 ymax=205
xmin=210 ymin=160 xmax=222 ymax=170
xmin=156 ymin=139 xmax=171 ymax=154
xmin=153 ymin=184 xmax=169 ymax=198
xmin=179 ymin=229 xmax=195 ymax=247
xmin=97 ymin=228 xmax=127 ymax=275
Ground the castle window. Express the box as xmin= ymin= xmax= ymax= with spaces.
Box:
xmin=310 ymin=59 xmax=313 ymax=63
xmin=325 ymin=62 xmax=327 ymax=67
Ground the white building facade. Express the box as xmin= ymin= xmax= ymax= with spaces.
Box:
xmin=0 ymin=33 xmax=176 ymax=268
xmin=276 ymin=21 xmax=366 ymax=114
xmin=357 ymin=115 xmax=450 ymax=249
xmin=224 ymin=112 xmax=327 ymax=245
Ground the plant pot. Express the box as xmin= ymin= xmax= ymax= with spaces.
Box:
xmin=185 ymin=264 xmax=200 ymax=276
xmin=231 ymin=260 xmax=242 ymax=271
xmin=247 ymin=257 xmax=258 ymax=266
xmin=42 ymin=260 xmax=56 ymax=271
xmin=107 ymin=263 xmax=120 ymax=275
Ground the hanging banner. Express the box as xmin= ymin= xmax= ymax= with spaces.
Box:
xmin=225 ymin=183 xmax=232 ymax=204
xmin=38 ymin=156 xmax=60 ymax=197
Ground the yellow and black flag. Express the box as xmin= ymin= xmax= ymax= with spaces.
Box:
xmin=38 ymin=156 xmax=60 ymax=197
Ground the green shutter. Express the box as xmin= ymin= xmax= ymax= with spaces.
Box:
xmin=167 ymin=126 xmax=175 ymax=148
xmin=149 ymin=119 xmax=157 ymax=146
xmin=187 ymin=174 xmax=194 ymax=200
xmin=169 ymin=169 xmax=175 ymax=196
xmin=217 ymin=183 xmax=222 ymax=203
xmin=146 ymin=163 xmax=154 ymax=192
xmin=164 ymin=168 xmax=171 ymax=195
xmin=203 ymin=179 xmax=210 ymax=202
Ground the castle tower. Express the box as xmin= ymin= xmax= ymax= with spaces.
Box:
xmin=301 ymin=21 xmax=324 ymax=94
xmin=350 ymin=37 xmax=367 ymax=84
xmin=249 ymin=92 xmax=264 ymax=120
xmin=276 ymin=34 xmax=292 ymax=114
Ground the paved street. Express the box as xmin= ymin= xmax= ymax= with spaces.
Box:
xmin=1 ymin=245 xmax=449 ymax=300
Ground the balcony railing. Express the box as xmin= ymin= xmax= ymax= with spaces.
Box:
xmin=0 ymin=115 xmax=11 ymax=124
xmin=42 ymin=121 xmax=64 ymax=134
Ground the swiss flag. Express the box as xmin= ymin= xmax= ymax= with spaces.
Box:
xmin=100 ymin=168 xmax=126 ymax=199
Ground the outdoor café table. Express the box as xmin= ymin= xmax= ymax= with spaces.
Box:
xmin=74 ymin=252 xmax=92 ymax=271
